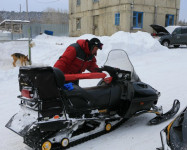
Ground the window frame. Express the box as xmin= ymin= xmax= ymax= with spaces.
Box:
xmin=165 ymin=14 xmax=174 ymax=26
xmin=133 ymin=11 xmax=144 ymax=29
xmin=115 ymin=13 xmax=120 ymax=26
xmin=93 ymin=0 xmax=99 ymax=3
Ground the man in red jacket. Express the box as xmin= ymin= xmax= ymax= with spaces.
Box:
xmin=54 ymin=38 xmax=103 ymax=76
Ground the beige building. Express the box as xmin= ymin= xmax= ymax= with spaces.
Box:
xmin=69 ymin=0 xmax=180 ymax=36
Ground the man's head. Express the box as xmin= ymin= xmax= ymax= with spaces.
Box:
xmin=89 ymin=38 xmax=103 ymax=56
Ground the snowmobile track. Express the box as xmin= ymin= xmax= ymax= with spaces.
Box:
xmin=25 ymin=118 xmax=128 ymax=150
xmin=61 ymin=118 xmax=128 ymax=150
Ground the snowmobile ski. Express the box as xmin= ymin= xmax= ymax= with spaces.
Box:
xmin=149 ymin=99 xmax=180 ymax=125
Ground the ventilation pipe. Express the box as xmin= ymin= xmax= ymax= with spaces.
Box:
xmin=154 ymin=5 xmax=157 ymax=25
xmin=130 ymin=2 xmax=134 ymax=32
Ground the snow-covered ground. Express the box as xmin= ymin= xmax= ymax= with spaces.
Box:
xmin=0 ymin=31 xmax=187 ymax=150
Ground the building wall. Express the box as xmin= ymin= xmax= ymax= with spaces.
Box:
xmin=69 ymin=0 xmax=180 ymax=36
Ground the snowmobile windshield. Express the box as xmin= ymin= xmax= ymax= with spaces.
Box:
xmin=104 ymin=49 xmax=140 ymax=82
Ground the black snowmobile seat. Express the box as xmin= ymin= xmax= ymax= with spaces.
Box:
xmin=66 ymin=84 xmax=111 ymax=109
xmin=83 ymin=86 xmax=111 ymax=108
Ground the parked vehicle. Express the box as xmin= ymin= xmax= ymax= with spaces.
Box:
xmin=6 ymin=50 xmax=180 ymax=150
xmin=158 ymin=106 xmax=187 ymax=150
xmin=150 ymin=24 xmax=187 ymax=48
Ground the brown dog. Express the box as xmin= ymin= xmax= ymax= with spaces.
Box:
xmin=11 ymin=53 xmax=29 ymax=67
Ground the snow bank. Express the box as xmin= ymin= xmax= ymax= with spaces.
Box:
xmin=0 ymin=31 xmax=166 ymax=71
xmin=104 ymin=31 xmax=167 ymax=54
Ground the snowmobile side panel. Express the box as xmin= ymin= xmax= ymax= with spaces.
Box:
xmin=124 ymin=96 xmax=158 ymax=117
xmin=123 ymin=82 xmax=159 ymax=117
xmin=133 ymin=82 xmax=159 ymax=98
xmin=109 ymin=84 xmax=122 ymax=106
xmin=38 ymin=120 xmax=69 ymax=132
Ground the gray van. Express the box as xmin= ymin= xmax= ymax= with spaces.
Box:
xmin=150 ymin=25 xmax=187 ymax=48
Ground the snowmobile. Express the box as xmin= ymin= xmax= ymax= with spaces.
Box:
xmin=6 ymin=49 xmax=180 ymax=150
xmin=157 ymin=106 xmax=187 ymax=150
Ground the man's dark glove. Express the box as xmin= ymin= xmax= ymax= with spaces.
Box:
xmin=95 ymin=68 xmax=103 ymax=73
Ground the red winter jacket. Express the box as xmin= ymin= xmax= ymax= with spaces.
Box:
xmin=54 ymin=40 xmax=99 ymax=74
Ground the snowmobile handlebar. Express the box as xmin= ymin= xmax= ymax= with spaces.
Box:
xmin=99 ymin=66 xmax=131 ymax=80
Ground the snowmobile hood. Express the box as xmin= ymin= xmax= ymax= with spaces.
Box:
xmin=150 ymin=24 xmax=170 ymax=34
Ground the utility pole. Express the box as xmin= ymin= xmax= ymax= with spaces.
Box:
xmin=20 ymin=4 xmax=21 ymax=12
xmin=26 ymin=0 xmax=29 ymax=20
xmin=26 ymin=0 xmax=32 ymax=65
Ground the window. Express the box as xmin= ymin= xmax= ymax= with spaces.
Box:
xmin=165 ymin=14 xmax=174 ymax=26
xmin=77 ymin=0 xmax=80 ymax=6
xmin=173 ymin=28 xmax=181 ymax=34
xmin=182 ymin=28 xmax=187 ymax=34
xmin=93 ymin=0 xmax=99 ymax=3
xmin=76 ymin=18 xmax=81 ymax=30
xmin=133 ymin=11 xmax=143 ymax=28
xmin=115 ymin=13 xmax=120 ymax=26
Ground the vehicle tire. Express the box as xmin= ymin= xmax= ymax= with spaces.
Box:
xmin=174 ymin=45 xmax=180 ymax=48
xmin=162 ymin=40 xmax=170 ymax=47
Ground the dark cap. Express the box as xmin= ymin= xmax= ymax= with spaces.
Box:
xmin=89 ymin=38 xmax=103 ymax=50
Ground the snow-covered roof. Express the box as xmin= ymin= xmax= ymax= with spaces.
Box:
xmin=0 ymin=19 xmax=30 ymax=26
